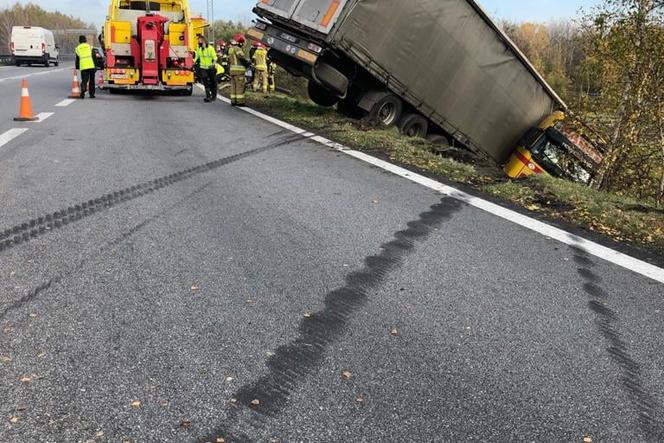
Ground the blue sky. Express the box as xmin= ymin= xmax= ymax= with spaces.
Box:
xmin=0 ymin=0 xmax=601 ymax=28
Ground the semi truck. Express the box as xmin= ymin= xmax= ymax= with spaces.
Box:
xmin=248 ymin=0 xmax=601 ymax=181
xmin=102 ymin=0 xmax=204 ymax=94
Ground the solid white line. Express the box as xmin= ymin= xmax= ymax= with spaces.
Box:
xmin=0 ymin=128 xmax=29 ymax=149
xmin=204 ymin=86 xmax=664 ymax=284
xmin=33 ymin=112 xmax=54 ymax=122
xmin=55 ymin=99 xmax=75 ymax=107
xmin=0 ymin=67 xmax=66 ymax=83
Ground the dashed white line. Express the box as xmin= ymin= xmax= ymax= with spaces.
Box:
xmin=0 ymin=128 xmax=29 ymax=149
xmin=33 ymin=112 xmax=54 ymax=122
xmin=55 ymin=98 xmax=75 ymax=107
xmin=200 ymin=84 xmax=664 ymax=284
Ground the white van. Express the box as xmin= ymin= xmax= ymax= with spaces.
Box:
xmin=10 ymin=26 xmax=60 ymax=67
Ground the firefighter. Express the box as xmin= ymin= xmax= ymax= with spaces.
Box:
xmin=267 ymin=57 xmax=277 ymax=94
xmin=252 ymin=42 xmax=269 ymax=95
xmin=194 ymin=35 xmax=218 ymax=102
xmin=249 ymin=40 xmax=259 ymax=90
xmin=75 ymin=35 xmax=96 ymax=99
xmin=228 ymin=34 xmax=249 ymax=106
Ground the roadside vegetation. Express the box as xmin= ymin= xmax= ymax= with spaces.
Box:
xmin=242 ymin=93 xmax=664 ymax=253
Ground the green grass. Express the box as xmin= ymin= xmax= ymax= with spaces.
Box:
xmin=243 ymin=92 xmax=664 ymax=253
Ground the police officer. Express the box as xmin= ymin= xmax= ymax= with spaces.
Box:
xmin=194 ymin=35 xmax=218 ymax=102
xmin=228 ymin=34 xmax=249 ymax=106
xmin=75 ymin=35 xmax=96 ymax=99
xmin=252 ymin=42 xmax=269 ymax=95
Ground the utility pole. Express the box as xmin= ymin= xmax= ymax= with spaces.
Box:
xmin=207 ymin=0 xmax=215 ymax=44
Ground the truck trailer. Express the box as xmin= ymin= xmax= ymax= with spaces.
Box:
xmin=102 ymin=0 xmax=202 ymax=94
xmin=249 ymin=0 xmax=601 ymax=181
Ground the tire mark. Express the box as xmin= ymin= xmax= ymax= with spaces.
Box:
xmin=571 ymin=245 xmax=663 ymax=440
xmin=0 ymin=134 xmax=302 ymax=255
xmin=0 ymin=182 xmax=213 ymax=320
xmin=198 ymin=197 xmax=463 ymax=442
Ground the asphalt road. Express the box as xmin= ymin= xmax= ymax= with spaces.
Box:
xmin=0 ymin=65 xmax=663 ymax=443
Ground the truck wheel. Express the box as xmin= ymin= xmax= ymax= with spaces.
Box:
xmin=307 ymin=81 xmax=338 ymax=107
xmin=399 ymin=113 xmax=429 ymax=138
xmin=314 ymin=63 xmax=349 ymax=97
xmin=426 ymin=133 xmax=451 ymax=147
xmin=369 ymin=94 xmax=403 ymax=127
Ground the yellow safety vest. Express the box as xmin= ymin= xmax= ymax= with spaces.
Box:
xmin=216 ymin=63 xmax=224 ymax=76
xmin=75 ymin=43 xmax=95 ymax=71
xmin=253 ymin=48 xmax=268 ymax=71
xmin=195 ymin=45 xmax=217 ymax=69
xmin=228 ymin=46 xmax=247 ymax=75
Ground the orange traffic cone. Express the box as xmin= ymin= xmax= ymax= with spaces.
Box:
xmin=14 ymin=79 xmax=38 ymax=122
xmin=69 ymin=69 xmax=81 ymax=98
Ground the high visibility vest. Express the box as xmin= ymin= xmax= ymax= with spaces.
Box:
xmin=216 ymin=63 xmax=224 ymax=76
xmin=228 ymin=46 xmax=247 ymax=75
xmin=253 ymin=48 xmax=268 ymax=71
xmin=75 ymin=43 xmax=95 ymax=71
xmin=195 ymin=45 xmax=217 ymax=69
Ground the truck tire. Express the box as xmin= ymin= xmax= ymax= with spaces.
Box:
xmin=399 ymin=113 xmax=429 ymax=138
xmin=368 ymin=94 xmax=403 ymax=127
xmin=308 ymin=81 xmax=338 ymax=107
xmin=426 ymin=133 xmax=451 ymax=147
xmin=313 ymin=62 xmax=348 ymax=97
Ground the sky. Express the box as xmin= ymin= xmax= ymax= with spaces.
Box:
xmin=0 ymin=0 xmax=602 ymax=29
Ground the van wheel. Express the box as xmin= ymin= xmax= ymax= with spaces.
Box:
xmin=44 ymin=54 xmax=49 ymax=67
xmin=307 ymin=81 xmax=338 ymax=107
xmin=369 ymin=94 xmax=402 ymax=127
xmin=54 ymin=58 xmax=59 ymax=67
xmin=399 ymin=113 xmax=429 ymax=138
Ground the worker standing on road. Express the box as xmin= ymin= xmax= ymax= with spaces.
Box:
xmin=75 ymin=36 xmax=96 ymax=99
xmin=252 ymin=42 xmax=269 ymax=95
xmin=194 ymin=35 xmax=218 ymax=102
xmin=228 ymin=34 xmax=248 ymax=106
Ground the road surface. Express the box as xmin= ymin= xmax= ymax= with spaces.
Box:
xmin=0 ymin=64 xmax=663 ymax=442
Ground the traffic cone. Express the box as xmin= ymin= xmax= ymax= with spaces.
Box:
xmin=14 ymin=79 xmax=38 ymax=122
xmin=69 ymin=69 xmax=81 ymax=98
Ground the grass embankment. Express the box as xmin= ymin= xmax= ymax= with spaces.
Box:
xmin=244 ymin=93 xmax=664 ymax=254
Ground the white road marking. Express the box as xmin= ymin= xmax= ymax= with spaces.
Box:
xmin=0 ymin=128 xmax=29 ymax=149
xmin=200 ymin=84 xmax=664 ymax=284
xmin=33 ymin=112 xmax=54 ymax=122
xmin=55 ymin=99 xmax=75 ymax=107
xmin=0 ymin=67 xmax=66 ymax=83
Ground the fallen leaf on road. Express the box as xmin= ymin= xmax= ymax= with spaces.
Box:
xmin=216 ymin=438 xmax=226 ymax=443
xmin=95 ymin=431 xmax=104 ymax=437
xmin=130 ymin=400 xmax=141 ymax=409
xmin=266 ymin=351 xmax=275 ymax=357
xmin=159 ymin=400 xmax=168 ymax=407
xmin=0 ymin=355 xmax=11 ymax=364
xmin=390 ymin=327 xmax=399 ymax=336
xmin=191 ymin=285 xmax=200 ymax=292
xmin=371 ymin=199 xmax=379 ymax=204
xmin=342 ymin=371 xmax=353 ymax=380
xmin=303 ymin=313 xmax=311 ymax=319
xmin=250 ymin=399 xmax=260 ymax=407
xmin=179 ymin=420 xmax=192 ymax=429
xmin=9 ymin=416 xmax=19 ymax=424
xmin=583 ymin=438 xmax=592 ymax=443
xmin=16 ymin=403 xmax=28 ymax=412
xmin=36 ymin=352 xmax=46 ymax=358
xmin=19 ymin=376 xmax=32 ymax=383
xmin=355 ymin=396 xmax=365 ymax=403
xmin=29 ymin=313 xmax=37 ymax=318
xmin=225 ymin=376 xmax=234 ymax=382
xmin=3 ymin=326 xmax=14 ymax=334
xmin=229 ymin=398 xmax=237 ymax=403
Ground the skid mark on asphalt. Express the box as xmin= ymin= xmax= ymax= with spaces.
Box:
xmin=571 ymin=245 xmax=664 ymax=439
xmin=198 ymin=197 xmax=463 ymax=442
xmin=0 ymin=182 xmax=212 ymax=320
xmin=0 ymin=133 xmax=303 ymax=255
